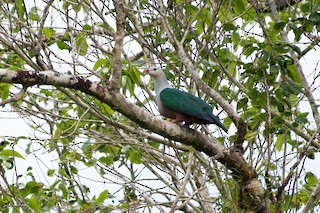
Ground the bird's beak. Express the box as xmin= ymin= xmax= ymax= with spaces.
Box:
xmin=145 ymin=68 xmax=150 ymax=74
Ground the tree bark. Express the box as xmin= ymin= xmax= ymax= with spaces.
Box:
xmin=0 ymin=69 xmax=269 ymax=212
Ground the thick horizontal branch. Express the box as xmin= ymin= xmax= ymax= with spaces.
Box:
xmin=0 ymin=69 xmax=267 ymax=212
xmin=0 ymin=70 xmax=221 ymax=151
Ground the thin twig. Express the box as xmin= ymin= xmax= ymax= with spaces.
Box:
xmin=0 ymin=87 xmax=26 ymax=107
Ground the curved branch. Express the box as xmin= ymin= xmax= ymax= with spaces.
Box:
xmin=0 ymin=69 xmax=224 ymax=155
xmin=0 ymin=68 xmax=267 ymax=212
xmin=59 ymin=87 xmax=188 ymax=150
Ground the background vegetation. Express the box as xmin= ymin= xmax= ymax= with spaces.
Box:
xmin=0 ymin=0 xmax=319 ymax=212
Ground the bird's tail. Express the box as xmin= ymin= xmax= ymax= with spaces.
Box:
xmin=209 ymin=114 xmax=228 ymax=133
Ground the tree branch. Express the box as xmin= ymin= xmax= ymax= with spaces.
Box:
xmin=169 ymin=152 xmax=195 ymax=213
xmin=0 ymin=68 xmax=267 ymax=212
xmin=301 ymin=178 xmax=320 ymax=213
xmin=0 ymin=87 xmax=26 ymax=107
xmin=109 ymin=0 xmax=126 ymax=90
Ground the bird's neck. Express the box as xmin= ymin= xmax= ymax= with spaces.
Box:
xmin=154 ymin=75 xmax=171 ymax=97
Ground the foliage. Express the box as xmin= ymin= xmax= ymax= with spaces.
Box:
xmin=0 ymin=0 xmax=319 ymax=212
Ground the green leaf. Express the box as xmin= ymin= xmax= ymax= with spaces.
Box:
xmin=309 ymin=12 xmax=320 ymax=22
xmin=232 ymin=32 xmax=240 ymax=49
xmin=99 ymin=156 xmax=113 ymax=165
xmin=75 ymin=34 xmax=88 ymax=56
xmin=275 ymin=134 xmax=285 ymax=152
xmin=295 ymin=112 xmax=309 ymax=125
xmin=287 ymin=44 xmax=302 ymax=55
xmin=301 ymin=2 xmax=311 ymax=12
xmin=49 ymin=180 xmax=61 ymax=190
xmin=127 ymin=67 xmax=142 ymax=86
xmin=237 ymin=97 xmax=248 ymax=110
xmin=29 ymin=7 xmax=40 ymax=21
xmin=47 ymin=169 xmax=55 ymax=177
xmin=121 ymin=145 xmax=131 ymax=155
xmin=56 ymin=40 xmax=71 ymax=51
xmin=307 ymin=152 xmax=315 ymax=159
xmin=274 ymin=21 xmax=286 ymax=32
xmin=243 ymin=45 xmax=258 ymax=57
xmin=40 ymin=89 xmax=53 ymax=97
xmin=96 ymin=189 xmax=109 ymax=204
xmin=148 ymin=141 xmax=160 ymax=149
xmin=305 ymin=172 xmax=318 ymax=186
xmin=59 ymin=182 xmax=68 ymax=198
xmin=25 ymin=181 xmax=44 ymax=193
xmin=81 ymin=142 xmax=93 ymax=154
xmin=121 ymin=75 xmax=135 ymax=97
xmin=281 ymin=82 xmax=302 ymax=95
xmin=0 ymin=150 xmax=25 ymax=159
xmin=195 ymin=21 xmax=204 ymax=35
xmin=131 ymin=60 xmax=146 ymax=66
xmin=16 ymin=0 xmax=25 ymax=19
xmin=129 ymin=150 xmax=142 ymax=164
xmin=83 ymin=24 xmax=93 ymax=30
xmin=244 ymin=131 xmax=258 ymax=141
xmin=43 ymin=28 xmax=55 ymax=41
xmin=223 ymin=116 xmax=233 ymax=132
xmin=277 ymin=102 xmax=285 ymax=112
xmin=223 ymin=22 xmax=237 ymax=31
xmin=287 ymin=64 xmax=301 ymax=83
xmin=93 ymin=58 xmax=109 ymax=71
xmin=27 ymin=196 xmax=41 ymax=212
xmin=70 ymin=165 xmax=78 ymax=174
xmin=72 ymin=3 xmax=82 ymax=12
xmin=101 ymin=103 xmax=114 ymax=115
xmin=234 ymin=0 xmax=245 ymax=13
xmin=0 ymin=83 xmax=11 ymax=101
xmin=288 ymin=22 xmax=303 ymax=41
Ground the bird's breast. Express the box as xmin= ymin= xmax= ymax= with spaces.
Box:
xmin=156 ymin=98 xmax=176 ymax=118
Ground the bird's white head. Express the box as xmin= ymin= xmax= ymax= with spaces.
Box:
xmin=145 ymin=67 xmax=165 ymax=78
xmin=145 ymin=67 xmax=171 ymax=93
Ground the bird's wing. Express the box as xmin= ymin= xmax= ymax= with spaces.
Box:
xmin=159 ymin=88 xmax=212 ymax=121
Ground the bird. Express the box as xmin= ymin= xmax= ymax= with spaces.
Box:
xmin=146 ymin=67 xmax=228 ymax=133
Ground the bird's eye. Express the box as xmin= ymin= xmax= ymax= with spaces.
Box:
xmin=153 ymin=68 xmax=156 ymax=71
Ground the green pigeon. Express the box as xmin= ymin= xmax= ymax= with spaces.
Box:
xmin=146 ymin=67 xmax=228 ymax=133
